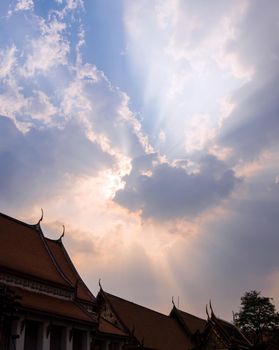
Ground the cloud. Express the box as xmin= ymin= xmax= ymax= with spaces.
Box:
xmin=114 ymin=153 xmax=240 ymax=220
xmin=219 ymin=75 xmax=279 ymax=160
xmin=22 ymin=19 xmax=69 ymax=77
xmin=0 ymin=45 xmax=17 ymax=78
xmin=0 ymin=116 xmax=113 ymax=206
xmin=123 ymin=0 xmax=247 ymax=159
xmin=15 ymin=0 xmax=34 ymax=12
xmin=217 ymin=1 xmax=279 ymax=161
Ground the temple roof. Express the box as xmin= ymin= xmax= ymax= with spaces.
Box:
xmin=45 ymin=237 xmax=95 ymax=303
xmin=170 ymin=306 xmax=207 ymax=334
xmin=209 ymin=315 xmax=252 ymax=348
xmin=98 ymin=317 xmax=128 ymax=337
xmin=101 ymin=291 xmax=192 ymax=350
xmin=0 ymin=212 xmax=70 ymax=288
xmin=11 ymin=286 xmax=96 ymax=324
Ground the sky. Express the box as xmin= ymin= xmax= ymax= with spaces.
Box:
xmin=1 ymin=0 xmax=279 ymax=321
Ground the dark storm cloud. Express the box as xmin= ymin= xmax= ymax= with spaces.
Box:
xmin=219 ymin=0 xmax=279 ymax=160
xmin=114 ymin=154 xmax=240 ymax=220
xmin=0 ymin=116 xmax=113 ymax=206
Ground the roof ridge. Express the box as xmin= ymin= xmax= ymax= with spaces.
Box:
xmin=45 ymin=237 xmax=95 ymax=301
xmin=39 ymin=230 xmax=73 ymax=288
xmin=0 ymin=211 xmax=37 ymax=230
xmin=100 ymin=316 xmax=124 ymax=329
xmin=0 ymin=211 xmax=73 ymax=288
xmin=73 ymin=299 xmax=97 ymax=323
xmin=178 ymin=308 xmax=206 ymax=322
xmin=59 ymin=240 xmax=96 ymax=300
xmin=105 ymin=291 xmax=172 ymax=319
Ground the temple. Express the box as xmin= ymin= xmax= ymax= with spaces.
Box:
xmin=0 ymin=212 xmax=252 ymax=350
xmin=0 ymin=212 xmax=127 ymax=350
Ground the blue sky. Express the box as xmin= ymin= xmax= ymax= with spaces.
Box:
xmin=1 ymin=0 xmax=279 ymax=320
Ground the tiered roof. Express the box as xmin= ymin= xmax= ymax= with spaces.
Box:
xmin=45 ymin=237 xmax=95 ymax=304
xmin=0 ymin=213 xmax=70 ymax=288
xmin=11 ymin=287 xmax=94 ymax=323
xmin=98 ymin=318 xmax=128 ymax=337
xmin=100 ymin=290 xmax=192 ymax=350
xmin=207 ymin=312 xmax=252 ymax=349
xmin=0 ymin=212 xmax=96 ymax=324
xmin=170 ymin=306 xmax=207 ymax=335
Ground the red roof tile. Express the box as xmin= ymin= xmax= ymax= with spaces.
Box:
xmin=12 ymin=286 xmax=96 ymax=324
xmin=211 ymin=316 xmax=252 ymax=347
xmin=103 ymin=292 xmax=192 ymax=350
xmin=98 ymin=318 xmax=128 ymax=337
xmin=0 ymin=213 xmax=70 ymax=287
xmin=171 ymin=307 xmax=207 ymax=334
xmin=45 ymin=238 xmax=95 ymax=303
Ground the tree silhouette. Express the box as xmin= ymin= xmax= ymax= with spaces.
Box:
xmin=0 ymin=284 xmax=20 ymax=350
xmin=233 ymin=290 xmax=279 ymax=345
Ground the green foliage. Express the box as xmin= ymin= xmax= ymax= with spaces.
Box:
xmin=234 ymin=290 xmax=279 ymax=345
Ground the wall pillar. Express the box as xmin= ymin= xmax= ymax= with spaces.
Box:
xmin=103 ymin=340 xmax=109 ymax=350
xmin=11 ymin=318 xmax=25 ymax=350
xmin=82 ymin=331 xmax=91 ymax=350
xmin=64 ymin=327 xmax=73 ymax=350
xmin=40 ymin=322 xmax=50 ymax=350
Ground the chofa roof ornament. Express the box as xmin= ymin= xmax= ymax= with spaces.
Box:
xmin=58 ymin=225 xmax=65 ymax=241
xmin=209 ymin=299 xmax=216 ymax=318
xmin=37 ymin=208 xmax=44 ymax=225
xmin=99 ymin=278 xmax=103 ymax=290
xmin=206 ymin=304 xmax=210 ymax=319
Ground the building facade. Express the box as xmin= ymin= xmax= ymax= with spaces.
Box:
xmin=0 ymin=212 xmax=251 ymax=350
xmin=0 ymin=213 xmax=126 ymax=350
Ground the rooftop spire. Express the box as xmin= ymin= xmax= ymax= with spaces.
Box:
xmin=58 ymin=225 xmax=65 ymax=241
xmin=209 ymin=300 xmax=216 ymax=318
xmin=37 ymin=208 xmax=44 ymax=225
xmin=206 ymin=304 xmax=210 ymax=319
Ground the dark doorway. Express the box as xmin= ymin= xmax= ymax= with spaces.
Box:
xmin=50 ymin=325 xmax=64 ymax=350
xmin=72 ymin=329 xmax=84 ymax=350
xmin=24 ymin=321 xmax=40 ymax=350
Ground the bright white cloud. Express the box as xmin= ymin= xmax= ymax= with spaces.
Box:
xmin=185 ymin=113 xmax=216 ymax=153
xmin=123 ymin=0 xmax=247 ymax=159
xmin=15 ymin=0 xmax=34 ymax=12
xmin=22 ymin=19 xmax=69 ymax=76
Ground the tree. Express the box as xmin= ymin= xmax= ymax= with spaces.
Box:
xmin=0 ymin=284 xmax=20 ymax=350
xmin=233 ymin=290 xmax=279 ymax=345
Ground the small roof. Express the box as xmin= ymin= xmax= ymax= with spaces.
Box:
xmin=98 ymin=317 xmax=128 ymax=337
xmin=210 ymin=316 xmax=252 ymax=348
xmin=102 ymin=291 xmax=192 ymax=350
xmin=170 ymin=306 xmax=207 ymax=334
xmin=45 ymin=238 xmax=95 ymax=303
xmin=12 ymin=286 xmax=96 ymax=324
xmin=0 ymin=213 xmax=70 ymax=287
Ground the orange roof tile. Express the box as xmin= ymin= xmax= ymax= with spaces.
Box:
xmin=45 ymin=238 xmax=95 ymax=303
xmin=0 ymin=213 xmax=70 ymax=287
xmin=12 ymin=286 xmax=96 ymax=324
xmin=103 ymin=291 xmax=192 ymax=350
xmin=171 ymin=307 xmax=207 ymax=334
xmin=98 ymin=318 xmax=128 ymax=337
